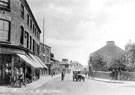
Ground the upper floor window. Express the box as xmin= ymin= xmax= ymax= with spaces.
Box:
xmin=27 ymin=14 xmax=29 ymax=26
xmin=20 ymin=26 xmax=24 ymax=45
xmin=20 ymin=4 xmax=24 ymax=19
xmin=33 ymin=24 xmax=35 ymax=34
xmin=27 ymin=32 xmax=29 ymax=48
xmin=30 ymin=36 xmax=32 ymax=50
xmin=47 ymin=56 xmax=49 ymax=63
xmin=30 ymin=19 xmax=32 ymax=30
xmin=46 ymin=48 xmax=49 ymax=54
xmin=0 ymin=0 xmax=10 ymax=9
xmin=0 ymin=19 xmax=10 ymax=41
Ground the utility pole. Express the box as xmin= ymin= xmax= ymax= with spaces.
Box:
xmin=43 ymin=18 xmax=45 ymax=45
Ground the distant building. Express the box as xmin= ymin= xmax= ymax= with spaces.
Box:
xmin=60 ymin=58 xmax=71 ymax=73
xmin=69 ymin=61 xmax=84 ymax=71
xmin=51 ymin=59 xmax=60 ymax=74
xmin=39 ymin=43 xmax=51 ymax=74
xmin=89 ymin=41 xmax=125 ymax=71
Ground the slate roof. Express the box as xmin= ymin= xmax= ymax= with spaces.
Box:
xmin=91 ymin=41 xmax=125 ymax=60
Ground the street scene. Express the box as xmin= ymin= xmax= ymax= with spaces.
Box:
xmin=1 ymin=73 xmax=135 ymax=95
xmin=1 ymin=0 xmax=135 ymax=95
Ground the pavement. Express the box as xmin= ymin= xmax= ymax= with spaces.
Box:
xmin=0 ymin=74 xmax=60 ymax=93
xmin=87 ymin=77 xmax=135 ymax=85
xmin=1 ymin=74 xmax=135 ymax=94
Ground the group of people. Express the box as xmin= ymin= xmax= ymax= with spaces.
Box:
xmin=12 ymin=67 xmax=26 ymax=87
xmin=110 ymin=69 xmax=120 ymax=80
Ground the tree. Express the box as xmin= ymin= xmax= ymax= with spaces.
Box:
xmin=91 ymin=54 xmax=107 ymax=71
xmin=108 ymin=54 xmax=127 ymax=71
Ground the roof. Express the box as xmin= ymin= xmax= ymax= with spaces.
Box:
xmin=91 ymin=41 xmax=125 ymax=59
xmin=40 ymin=43 xmax=51 ymax=48
xmin=22 ymin=0 xmax=41 ymax=33
xmin=60 ymin=61 xmax=70 ymax=65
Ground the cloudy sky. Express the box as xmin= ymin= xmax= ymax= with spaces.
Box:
xmin=27 ymin=0 xmax=135 ymax=66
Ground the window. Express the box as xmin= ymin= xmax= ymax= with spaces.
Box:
xmin=46 ymin=48 xmax=49 ymax=54
xmin=30 ymin=36 xmax=32 ymax=50
xmin=25 ymin=31 xmax=27 ymax=38
xmin=30 ymin=19 xmax=32 ymax=30
xmin=47 ymin=56 xmax=49 ymax=63
xmin=35 ymin=28 xmax=37 ymax=37
xmin=37 ymin=44 xmax=39 ymax=55
xmin=0 ymin=19 xmax=10 ymax=41
xmin=33 ymin=24 xmax=35 ymax=34
xmin=27 ymin=32 xmax=29 ymax=48
xmin=20 ymin=4 xmax=24 ymax=19
xmin=0 ymin=0 xmax=10 ymax=9
xmin=37 ymin=32 xmax=40 ymax=40
xmin=43 ymin=56 xmax=45 ymax=62
xmin=20 ymin=26 xmax=24 ymax=45
xmin=27 ymin=14 xmax=29 ymax=26
xmin=33 ymin=39 xmax=35 ymax=52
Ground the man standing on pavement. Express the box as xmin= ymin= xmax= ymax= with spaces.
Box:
xmin=61 ymin=71 xmax=65 ymax=81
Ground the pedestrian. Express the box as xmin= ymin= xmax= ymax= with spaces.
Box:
xmin=19 ymin=68 xmax=26 ymax=87
xmin=61 ymin=71 xmax=65 ymax=81
xmin=12 ymin=67 xmax=19 ymax=87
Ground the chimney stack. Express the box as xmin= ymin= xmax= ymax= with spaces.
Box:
xmin=106 ymin=41 xmax=115 ymax=45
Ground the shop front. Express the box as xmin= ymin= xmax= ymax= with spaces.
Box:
xmin=0 ymin=45 xmax=43 ymax=85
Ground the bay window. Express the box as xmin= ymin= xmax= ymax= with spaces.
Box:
xmin=0 ymin=19 xmax=10 ymax=41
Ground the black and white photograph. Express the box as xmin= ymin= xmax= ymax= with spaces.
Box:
xmin=0 ymin=0 xmax=135 ymax=95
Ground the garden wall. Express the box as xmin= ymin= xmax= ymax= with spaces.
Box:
xmin=93 ymin=71 xmax=135 ymax=81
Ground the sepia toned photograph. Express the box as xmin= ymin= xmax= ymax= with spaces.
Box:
xmin=0 ymin=0 xmax=135 ymax=95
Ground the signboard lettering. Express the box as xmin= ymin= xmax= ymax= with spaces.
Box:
xmin=0 ymin=14 xmax=11 ymax=21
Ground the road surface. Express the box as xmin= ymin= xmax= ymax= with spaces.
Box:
xmin=2 ymin=74 xmax=135 ymax=95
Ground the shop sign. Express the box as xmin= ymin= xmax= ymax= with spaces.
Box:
xmin=0 ymin=13 xmax=11 ymax=21
xmin=0 ymin=47 xmax=24 ymax=54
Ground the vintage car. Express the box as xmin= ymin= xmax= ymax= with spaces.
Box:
xmin=73 ymin=70 xmax=85 ymax=81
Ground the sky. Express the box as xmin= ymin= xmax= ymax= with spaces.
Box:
xmin=27 ymin=0 xmax=135 ymax=66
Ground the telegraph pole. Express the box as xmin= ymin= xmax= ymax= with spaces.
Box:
xmin=43 ymin=18 xmax=45 ymax=44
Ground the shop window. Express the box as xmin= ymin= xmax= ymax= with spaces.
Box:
xmin=20 ymin=4 xmax=24 ymax=19
xmin=20 ymin=26 xmax=24 ymax=45
xmin=0 ymin=0 xmax=10 ymax=9
xmin=0 ymin=19 xmax=10 ymax=41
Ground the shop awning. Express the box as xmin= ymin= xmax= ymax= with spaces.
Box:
xmin=35 ymin=56 xmax=48 ymax=69
xmin=17 ymin=54 xmax=39 ymax=68
xmin=28 ymin=54 xmax=44 ymax=68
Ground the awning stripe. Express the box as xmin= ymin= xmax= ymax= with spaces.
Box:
xmin=29 ymin=54 xmax=44 ymax=68
xmin=35 ymin=56 xmax=48 ymax=69
xmin=17 ymin=54 xmax=39 ymax=68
